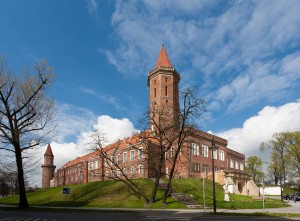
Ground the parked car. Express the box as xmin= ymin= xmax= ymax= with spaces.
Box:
xmin=282 ymin=193 xmax=294 ymax=200
xmin=293 ymin=193 xmax=300 ymax=201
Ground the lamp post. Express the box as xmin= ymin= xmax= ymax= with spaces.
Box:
xmin=211 ymin=137 xmax=217 ymax=214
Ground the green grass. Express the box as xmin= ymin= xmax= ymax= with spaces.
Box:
xmin=0 ymin=178 xmax=288 ymax=209
xmin=0 ymin=179 xmax=183 ymax=209
xmin=170 ymin=178 xmax=288 ymax=209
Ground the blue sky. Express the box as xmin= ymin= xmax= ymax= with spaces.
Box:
xmin=1 ymin=0 xmax=300 ymax=181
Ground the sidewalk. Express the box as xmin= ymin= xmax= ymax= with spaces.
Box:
xmin=1 ymin=200 xmax=300 ymax=215
xmin=215 ymin=200 xmax=300 ymax=214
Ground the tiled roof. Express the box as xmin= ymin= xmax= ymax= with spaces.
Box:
xmin=60 ymin=151 xmax=97 ymax=169
xmin=44 ymin=144 xmax=54 ymax=156
xmin=155 ymin=46 xmax=172 ymax=68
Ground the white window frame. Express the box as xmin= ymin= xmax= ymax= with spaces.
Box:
xmin=219 ymin=150 xmax=225 ymax=161
xmin=138 ymin=147 xmax=143 ymax=160
xmin=192 ymin=143 xmax=200 ymax=156
xmin=213 ymin=150 xmax=217 ymax=159
xmin=235 ymin=161 xmax=239 ymax=169
xmin=193 ymin=163 xmax=200 ymax=172
xmin=130 ymin=166 xmax=135 ymax=174
xmin=116 ymin=154 xmax=120 ymax=164
xmin=202 ymin=145 xmax=209 ymax=158
xmin=110 ymin=156 xmax=114 ymax=165
xmin=138 ymin=165 xmax=143 ymax=174
xmin=240 ymin=162 xmax=244 ymax=171
xmin=130 ymin=150 xmax=135 ymax=161
xmin=123 ymin=152 xmax=127 ymax=163
xmin=230 ymin=159 xmax=234 ymax=168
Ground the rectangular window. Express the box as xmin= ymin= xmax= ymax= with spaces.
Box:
xmin=110 ymin=156 xmax=114 ymax=165
xmin=138 ymin=165 xmax=143 ymax=174
xmin=193 ymin=163 xmax=200 ymax=172
xmin=154 ymin=88 xmax=156 ymax=97
xmin=123 ymin=152 xmax=127 ymax=163
xmin=192 ymin=143 xmax=200 ymax=156
xmin=165 ymin=86 xmax=168 ymax=96
xmin=203 ymin=164 xmax=209 ymax=172
xmin=138 ymin=148 xmax=143 ymax=160
xmin=123 ymin=167 xmax=127 ymax=175
xmin=230 ymin=159 xmax=234 ymax=168
xmin=240 ymin=162 xmax=244 ymax=171
xmin=235 ymin=161 xmax=239 ymax=169
xmin=130 ymin=166 xmax=135 ymax=174
xmin=219 ymin=150 xmax=225 ymax=161
xmin=202 ymin=145 xmax=209 ymax=158
xmin=117 ymin=154 xmax=120 ymax=164
xmin=213 ymin=150 xmax=217 ymax=159
xmin=116 ymin=169 xmax=121 ymax=176
xmin=130 ymin=150 xmax=135 ymax=161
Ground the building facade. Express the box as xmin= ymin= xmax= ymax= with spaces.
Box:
xmin=44 ymin=47 xmax=251 ymax=195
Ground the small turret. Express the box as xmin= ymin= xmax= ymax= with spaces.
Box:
xmin=41 ymin=144 xmax=56 ymax=188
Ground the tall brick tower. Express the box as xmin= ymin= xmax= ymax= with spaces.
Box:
xmin=148 ymin=46 xmax=180 ymax=128
xmin=41 ymin=144 xmax=56 ymax=188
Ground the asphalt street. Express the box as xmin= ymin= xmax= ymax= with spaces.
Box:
xmin=0 ymin=201 xmax=300 ymax=221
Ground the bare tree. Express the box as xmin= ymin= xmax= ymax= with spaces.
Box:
xmin=89 ymin=131 xmax=151 ymax=204
xmin=0 ymin=56 xmax=55 ymax=209
xmin=161 ymin=87 xmax=205 ymax=204
xmin=89 ymin=87 xmax=205 ymax=205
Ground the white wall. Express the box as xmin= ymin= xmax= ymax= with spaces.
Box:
xmin=260 ymin=186 xmax=281 ymax=195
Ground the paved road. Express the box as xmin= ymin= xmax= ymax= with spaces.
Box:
xmin=1 ymin=201 xmax=300 ymax=221
xmin=0 ymin=210 xmax=299 ymax=221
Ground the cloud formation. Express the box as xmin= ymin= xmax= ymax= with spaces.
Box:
xmin=101 ymin=0 xmax=300 ymax=114
xmin=216 ymin=100 xmax=300 ymax=158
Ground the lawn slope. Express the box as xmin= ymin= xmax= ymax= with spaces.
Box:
xmin=0 ymin=178 xmax=288 ymax=209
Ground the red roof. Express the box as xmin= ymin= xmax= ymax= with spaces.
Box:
xmin=155 ymin=46 xmax=172 ymax=68
xmin=61 ymin=151 xmax=97 ymax=169
xmin=44 ymin=144 xmax=54 ymax=156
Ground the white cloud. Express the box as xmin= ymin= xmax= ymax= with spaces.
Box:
xmin=102 ymin=0 xmax=300 ymax=114
xmin=54 ymin=103 xmax=96 ymax=143
xmin=34 ymin=108 xmax=136 ymax=187
xmin=216 ymin=100 xmax=300 ymax=158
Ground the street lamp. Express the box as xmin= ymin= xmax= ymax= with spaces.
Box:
xmin=211 ymin=136 xmax=217 ymax=214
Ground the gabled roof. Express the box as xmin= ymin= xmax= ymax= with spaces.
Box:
xmin=44 ymin=144 xmax=54 ymax=156
xmin=155 ymin=46 xmax=172 ymax=68
xmin=60 ymin=151 xmax=98 ymax=169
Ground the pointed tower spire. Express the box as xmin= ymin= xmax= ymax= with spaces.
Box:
xmin=44 ymin=144 xmax=53 ymax=156
xmin=155 ymin=45 xmax=172 ymax=68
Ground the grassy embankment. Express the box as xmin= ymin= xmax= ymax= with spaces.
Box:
xmin=0 ymin=178 xmax=288 ymax=209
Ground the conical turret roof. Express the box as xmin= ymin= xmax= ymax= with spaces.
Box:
xmin=44 ymin=144 xmax=54 ymax=156
xmin=155 ymin=46 xmax=172 ymax=68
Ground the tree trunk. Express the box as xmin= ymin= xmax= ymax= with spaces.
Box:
xmin=150 ymin=153 xmax=164 ymax=204
xmin=15 ymin=146 xmax=29 ymax=209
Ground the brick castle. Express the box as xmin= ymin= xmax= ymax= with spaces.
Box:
xmin=42 ymin=47 xmax=254 ymax=195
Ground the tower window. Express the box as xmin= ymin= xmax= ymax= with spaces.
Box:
xmin=154 ymin=79 xmax=156 ymax=85
xmin=165 ymin=86 xmax=168 ymax=96
xmin=154 ymin=88 xmax=156 ymax=97
xmin=165 ymin=77 xmax=167 ymax=82
xmin=166 ymin=100 xmax=168 ymax=103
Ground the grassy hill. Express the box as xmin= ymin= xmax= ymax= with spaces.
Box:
xmin=0 ymin=178 xmax=288 ymax=209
